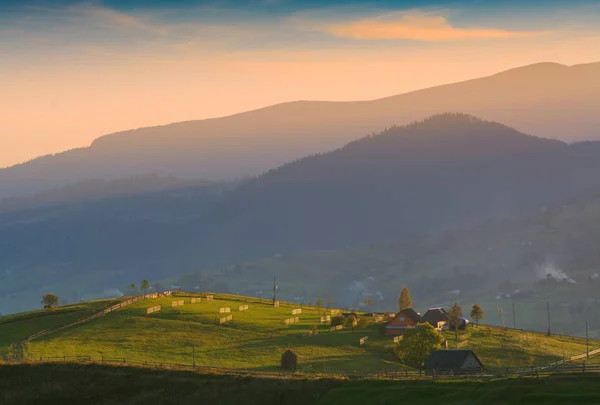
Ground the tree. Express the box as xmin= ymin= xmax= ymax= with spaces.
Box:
xmin=345 ymin=314 xmax=358 ymax=331
xmin=357 ymin=317 xmax=371 ymax=329
xmin=42 ymin=293 xmax=59 ymax=311
xmin=470 ymin=304 xmax=485 ymax=326
xmin=141 ymin=279 xmax=150 ymax=293
xmin=394 ymin=323 xmax=444 ymax=367
xmin=365 ymin=296 xmax=373 ymax=310
xmin=398 ymin=285 xmax=413 ymax=311
xmin=330 ymin=315 xmax=345 ymax=327
xmin=447 ymin=302 xmax=463 ymax=347
xmin=316 ymin=297 xmax=323 ymax=312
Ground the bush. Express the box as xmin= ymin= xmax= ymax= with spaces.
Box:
xmin=330 ymin=316 xmax=345 ymax=327
xmin=345 ymin=314 xmax=358 ymax=328
xmin=357 ymin=317 xmax=372 ymax=329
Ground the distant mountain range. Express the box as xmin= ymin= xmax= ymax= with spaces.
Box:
xmin=3 ymin=113 xmax=600 ymax=314
xmin=1 ymin=61 xmax=598 ymax=200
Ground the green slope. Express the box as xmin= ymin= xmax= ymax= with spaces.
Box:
xmin=1 ymin=293 xmax=597 ymax=373
xmin=0 ymin=300 xmax=113 ymax=358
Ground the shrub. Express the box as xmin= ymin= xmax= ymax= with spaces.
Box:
xmin=330 ymin=316 xmax=345 ymax=327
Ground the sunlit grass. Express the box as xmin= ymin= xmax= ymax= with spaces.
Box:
xmin=1 ymin=293 xmax=597 ymax=374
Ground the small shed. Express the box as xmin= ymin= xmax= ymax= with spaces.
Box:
xmin=280 ymin=349 xmax=298 ymax=371
xmin=383 ymin=308 xmax=422 ymax=336
xmin=424 ymin=349 xmax=483 ymax=375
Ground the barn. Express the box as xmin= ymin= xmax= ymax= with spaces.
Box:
xmin=424 ymin=349 xmax=484 ymax=375
xmin=383 ymin=308 xmax=422 ymax=336
xmin=422 ymin=307 xmax=449 ymax=330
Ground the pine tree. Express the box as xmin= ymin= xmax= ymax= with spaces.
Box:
xmin=398 ymin=286 xmax=413 ymax=311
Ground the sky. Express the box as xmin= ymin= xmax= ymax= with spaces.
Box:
xmin=1 ymin=0 xmax=599 ymax=168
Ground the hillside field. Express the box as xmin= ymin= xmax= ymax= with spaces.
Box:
xmin=2 ymin=293 xmax=599 ymax=374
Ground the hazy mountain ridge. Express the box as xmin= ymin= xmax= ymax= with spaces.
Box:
xmin=0 ymin=174 xmax=219 ymax=214
xmin=1 ymin=61 xmax=598 ymax=200
xmin=3 ymin=114 xmax=600 ymax=315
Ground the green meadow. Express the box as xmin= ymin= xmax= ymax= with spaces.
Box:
xmin=1 ymin=293 xmax=598 ymax=374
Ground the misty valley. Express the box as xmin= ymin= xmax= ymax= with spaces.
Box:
xmin=2 ymin=113 xmax=600 ymax=340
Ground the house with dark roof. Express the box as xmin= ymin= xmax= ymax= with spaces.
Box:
xmin=422 ymin=307 xmax=449 ymax=330
xmin=424 ymin=350 xmax=484 ymax=375
xmin=383 ymin=308 xmax=422 ymax=336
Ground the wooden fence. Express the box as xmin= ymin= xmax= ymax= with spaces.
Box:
xmin=25 ymin=355 xmax=600 ymax=381
xmin=219 ymin=307 xmax=231 ymax=313
xmin=22 ymin=291 xmax=174 ymax=343
xmin=238 ymin=305 xmax=249 ymax=311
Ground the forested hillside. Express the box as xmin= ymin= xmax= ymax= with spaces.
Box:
xmin=1 ymin=62 xmax=598 ymax=200
xmin=3 ymin=114 xmax=600 ymax=319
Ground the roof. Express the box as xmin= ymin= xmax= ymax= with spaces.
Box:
xmin=282 ymin=349 xmax=297 ymax=359
xmin=424 ymin=350 xmax=483 ymax=370
xmin=395 ymin=308 xmax=422 ymax=323
xmin=422 ymin=308 xmax=449 ymax=324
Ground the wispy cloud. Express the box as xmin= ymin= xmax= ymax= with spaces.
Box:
xmin=325 ymin=11 xmax=550 ymax=41
xmin=69 ymin=3 xmax=169 ymax=35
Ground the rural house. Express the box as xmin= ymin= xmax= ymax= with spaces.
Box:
xmin=424 ymin=349 xmax=484 ymax=375
xmin=383 ymin=308 xmax=422 ymax=336
xmin=422 ymin=307 xmax=449 ymax=330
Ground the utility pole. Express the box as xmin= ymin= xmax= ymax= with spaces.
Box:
xmin=512 ymin=298 xmax=516 ymax=330
xmin=547 ymin=302 xmax=552 ymax=336
xmin=272 ymin=275 xmax=277 ymax=305
xmin=586 ymin=322 xmax=589 ymax=361
xmin=498 ymin=308 xmax=505 ymax=328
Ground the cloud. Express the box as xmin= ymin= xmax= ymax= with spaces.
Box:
xmin=325 ymin=12 xmax=549 ymax=41
xmin=69 ymin=3 xmax=169 ymax=35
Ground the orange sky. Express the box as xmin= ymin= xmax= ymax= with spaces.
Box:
xmin=1 ymin=2 xmax=599 ymax=168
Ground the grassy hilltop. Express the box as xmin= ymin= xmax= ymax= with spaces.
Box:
xmin=1 ymin=293 xmax=598 ymax=374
